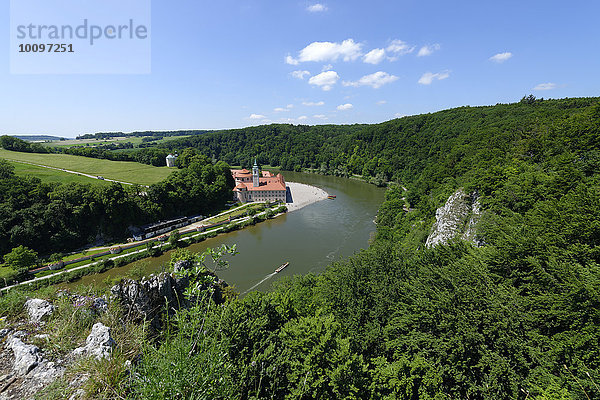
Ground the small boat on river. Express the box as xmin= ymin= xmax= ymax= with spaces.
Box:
xmin=275 ymin=262 xmax=290 ymax=273
xmin=327 ymin=195 xmax=336 ymax=199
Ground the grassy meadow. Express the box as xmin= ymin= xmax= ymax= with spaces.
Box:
xmin=10 ymin=161 xmax=113 ymax=186
xmin=41 ymin=135 xmax=191 ymax=148
xmin=0 ymin=149 xmax=173 ymax=185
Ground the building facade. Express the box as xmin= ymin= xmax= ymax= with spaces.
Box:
xmin=232 ymin=161 xmax=287 ymax=203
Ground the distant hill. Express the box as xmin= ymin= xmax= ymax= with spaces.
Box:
xmin=13 ymin=135 xmax=67 ymax=142
xmin=76 ymin=130 xmax=212 ymax=140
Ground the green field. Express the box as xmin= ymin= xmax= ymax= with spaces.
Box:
xmin=41 ymin=137 xmax=144 ymax=148
xmin=41 ymin=135 xmax=191 ymax=148
xmin=10 ymin=161 xmax=113 ymax=186
xmin=0 ymin=149 xmax=173 ymax=185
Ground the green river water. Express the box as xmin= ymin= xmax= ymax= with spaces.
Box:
xmin=66 ymin=172 xmax=386 ymax=294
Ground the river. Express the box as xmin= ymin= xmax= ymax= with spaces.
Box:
xmin=67 ymin=172 xmax=386 ymax=294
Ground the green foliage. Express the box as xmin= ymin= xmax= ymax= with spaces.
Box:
xmin=172 ymin=245 xmax=238 ymax=300
xmin=131 ymin=301 xmax=235 ymax=400
xmin=168 ymin=229 xmax=181 ymax=246
xmin=0 ymin=135 xmax=49 ymax=153
xmin=0 ymin=287 xmax=31 ymax=319
xmin=3 ymin=245 xmax=38 ymax=273
xmin=0 ymin=158 xmax=15 ymax=178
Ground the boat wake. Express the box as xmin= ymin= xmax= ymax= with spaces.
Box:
xmin=242 ymin=272 xmax=277 ymax=294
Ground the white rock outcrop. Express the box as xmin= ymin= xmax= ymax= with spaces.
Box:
xmin=425 ymin=189 xmax=482 ymax=248
xmin=24 ymin=299 xmax=54 ymax=324
xmin=6 ymin=337 xmax=42 ymax=376
xmin=73 ymin=323 xmax=115 ymax=360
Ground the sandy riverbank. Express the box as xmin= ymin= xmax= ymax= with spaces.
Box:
xmin=285 ymin=181 xmax=329 ymax=212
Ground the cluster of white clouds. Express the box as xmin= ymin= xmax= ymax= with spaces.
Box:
xmin=336 ymin=103 xmax=353 ymax=111
xmin=258 ymin=39 xmax=560 ymax=127
xmin=343 ymin=71 xmax=399 ymax=89
xmin=308 ymin=70 xmax=340 ymax=91
xmin=286 ymin=38 xmax=447 ymax=92
xmin=247 ymin=101 xmax=331 ymax=124
xmin=286 ymin=39 xmax=363 ymax=65
xmin=286 ymin=38 xmax=439 ymax=67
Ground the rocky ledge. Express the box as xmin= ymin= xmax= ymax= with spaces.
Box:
xmin=425 ymin=188 xmax=483 ymax=248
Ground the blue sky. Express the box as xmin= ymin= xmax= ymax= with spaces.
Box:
xmin=2 ymin=0 xmax=599 ymax=137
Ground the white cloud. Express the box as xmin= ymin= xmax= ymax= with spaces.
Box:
xmin=285 ymin=55 xmax=299 ymax=65
xmin=417 ymin=44 xmax=440 ymax=57
xmin=293 ymin=39 xmax=363 ymax=63
xmin=303 ymin=101 xmax=325 ymax=106
xmin=274 ymin=104 xmax=294 ymax=112
xmin=386 ymin=39 xmax=414 ymax=56
xmin=343 ymin=71 xmax=399 ymax=89
xmin=533 ymin=82 xmax=557 ymax=91
xmin=322 ymin=64 xmax=333 ymax=71
xmin=489 ymin=52 xmax=513 ymax=63
xmin=418 ymin=71 xmax=450 ymax=85
xmin=337 ymin=103 xmax=353 ymax=111
xmin=394 ymin=113 xmax=406 ymax=118
xmin=291 ymin=70 xmax=311 ymax=79
xmin=308 ymin=70 xmax=340 ymax=91
xmin=307 ymin=3 xmax=327 ymax=12
xmin=249 ymin=114 xmax=266 ymax=119
xmin=363 ymin=48 xmax=386 ymax=64
xmin=313 ymin=114 xmax=328 ymax=119
xmin=377 ymin=100 xmax=387 ymax=105
xmin=297 ymin=115 xmax=308 ymax=121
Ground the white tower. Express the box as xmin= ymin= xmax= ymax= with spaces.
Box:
xmin=252 ymin=159 xmax=260 ymax=187
xmin=166 ymin=154 xmax=177 ymax=168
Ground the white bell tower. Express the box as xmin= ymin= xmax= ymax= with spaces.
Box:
xmin=252 ymin=158 xmax=260 ymax=187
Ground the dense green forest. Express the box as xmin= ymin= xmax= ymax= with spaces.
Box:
xmin=0 ymin=154 xmax=234 ymax=280
xmin=128 ymin=97 xmax=599 ymax=399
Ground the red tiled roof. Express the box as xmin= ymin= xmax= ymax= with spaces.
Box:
xmin=232 ymin=170 xmax=286 ymax=191
xmin=232 ymin=169 xmax=252 ymax=177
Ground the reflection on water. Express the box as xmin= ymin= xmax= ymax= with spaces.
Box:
xmin=66 ymin=172 xmax=385 ymax=294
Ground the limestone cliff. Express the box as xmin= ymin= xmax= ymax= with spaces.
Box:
xmin=425 ymin=188 xmax=482 ymax=248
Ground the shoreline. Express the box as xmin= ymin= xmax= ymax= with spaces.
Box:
xmin=285 ymin=181 xmax=329 ymax=212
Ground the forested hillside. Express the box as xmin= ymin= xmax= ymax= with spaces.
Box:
xmin=131 ymin=97 xmax=599 ymax=399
